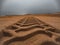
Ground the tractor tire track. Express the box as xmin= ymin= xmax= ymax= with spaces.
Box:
xmin=1 ymin=16 xmax=60 ymax=45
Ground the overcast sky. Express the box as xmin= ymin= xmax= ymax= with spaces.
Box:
xmin=0 ymin=0 xmax=60 ymax=15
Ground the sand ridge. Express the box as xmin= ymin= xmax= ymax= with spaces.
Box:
xmin=0 ymin=15 xmax=60 ymax=45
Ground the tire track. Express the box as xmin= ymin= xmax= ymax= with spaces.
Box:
xmin=3 ymin=30 xmax=53 ymax=45
xmin=1 ymin=16 xmax=60 ymax=45
xmin=15 ymin=24 xmax=44 ymax=32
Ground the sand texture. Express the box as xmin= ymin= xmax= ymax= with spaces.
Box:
xmin=0 ymin=14 xmax=60 ymax=45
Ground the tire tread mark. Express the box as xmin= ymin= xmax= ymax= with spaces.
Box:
xmin=3 ymin=30 xmax=53 ymax=45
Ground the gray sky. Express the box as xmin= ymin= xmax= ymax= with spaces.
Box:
xmin=0 ymin=0 xmax=60 ymax=15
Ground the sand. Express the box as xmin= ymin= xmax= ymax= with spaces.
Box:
xmin=0 ymin=14 xmax=60 ymax=45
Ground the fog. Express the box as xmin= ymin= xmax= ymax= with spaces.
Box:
xmin=0 ymin=0 xmax=60 ymax=15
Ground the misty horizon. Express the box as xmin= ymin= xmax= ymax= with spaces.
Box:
xmin=0 ymin=0 xmax=60 ymax=16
